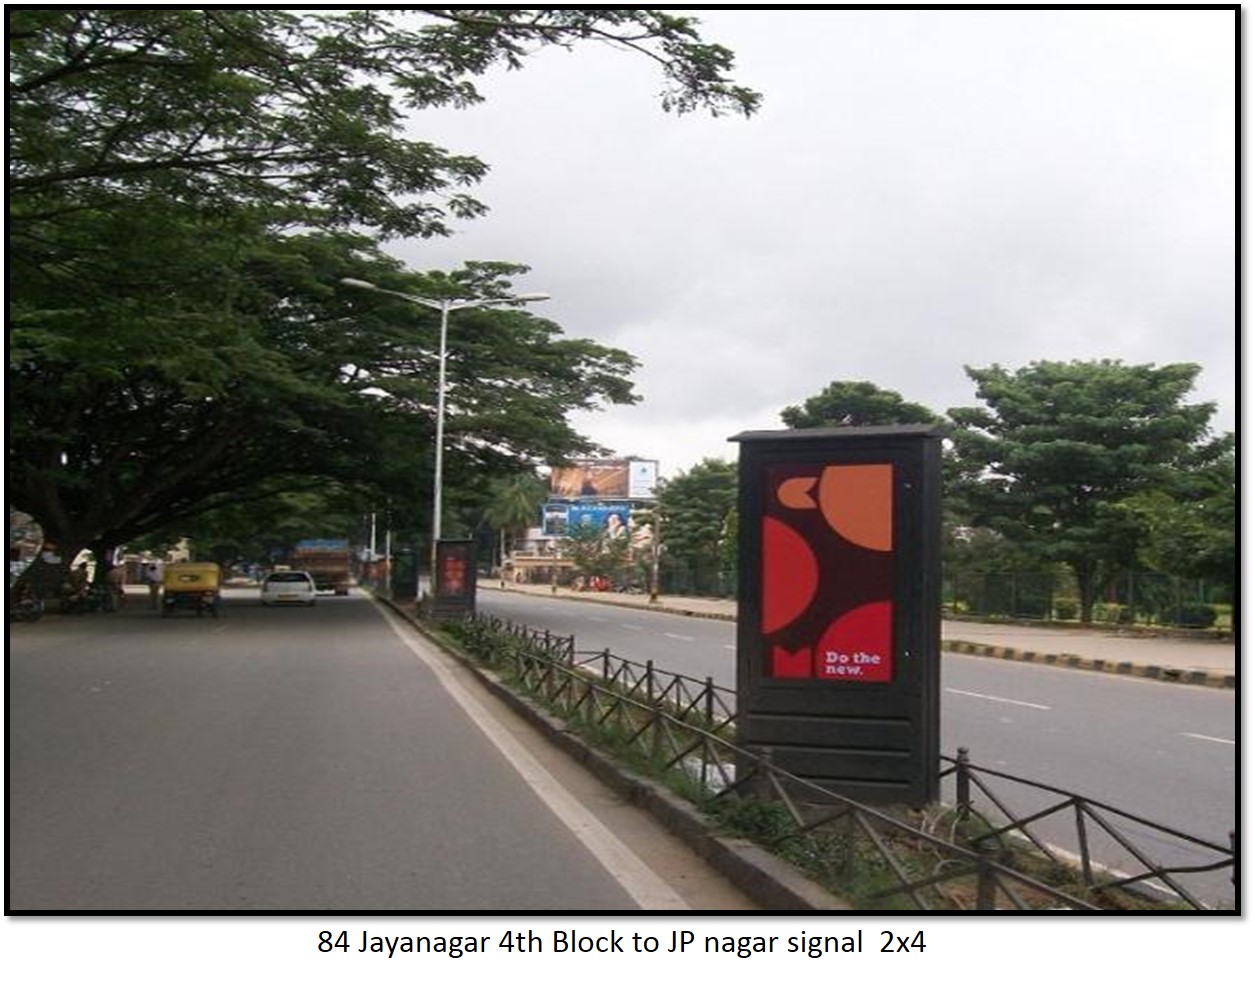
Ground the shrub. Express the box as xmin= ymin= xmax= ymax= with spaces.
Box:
xmin=1095 ymin=603 xmax=1133 ymax=625
xmin=1170 ymin=603 xmax=1217 ymax=629
xmin=1053 ymin=598 xmax=1078 ymax=621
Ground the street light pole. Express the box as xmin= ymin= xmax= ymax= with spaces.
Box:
xmin=340 ymin=278 xmax=549 ymax=590
xmin=431 ymin=297 xmax=452 ymax=553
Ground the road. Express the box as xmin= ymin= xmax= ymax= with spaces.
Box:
xmin=476 ymin=588 xmax=1237 ymax=907
xmin=8 ymin=591 xmax=753 ymax=912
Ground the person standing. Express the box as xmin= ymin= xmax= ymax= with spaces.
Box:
xmin=144 ymin=563 xmax=162 ymax=610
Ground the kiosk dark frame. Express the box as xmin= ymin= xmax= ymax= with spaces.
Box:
xmin=731 ymin=425 xmax=943 ymax=805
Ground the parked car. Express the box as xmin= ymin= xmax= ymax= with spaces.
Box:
xmin=260 ymin=570 xmax=317 ymax=607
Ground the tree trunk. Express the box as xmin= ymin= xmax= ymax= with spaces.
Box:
xmin=1073 ymin=562 xmax=1097 ymax=624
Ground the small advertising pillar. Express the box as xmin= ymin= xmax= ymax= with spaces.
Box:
xmin=432 ymin=539 xmax=477 ymax=621
xmin=731 ymin=425 xmax=943 ymax=806
xmin=390 ymin=548 xmax=417 ymax=601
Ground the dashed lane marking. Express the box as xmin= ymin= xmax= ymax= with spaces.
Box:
xmin=1181 ymin=732 xmax=1235 ymax=746
xmin=946 ymin=688 xmax=1051 ymax=711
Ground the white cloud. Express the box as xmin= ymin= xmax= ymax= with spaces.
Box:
xmin=393 ymin=8 xmax=1236 ymax=476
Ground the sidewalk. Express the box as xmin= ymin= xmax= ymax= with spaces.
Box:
xmin=494 ymin=583 xmax=1236 ymax=689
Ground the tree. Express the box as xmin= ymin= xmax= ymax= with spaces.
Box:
xmin=483 ymin=473 xmax=548 ymax=570
xmin=947 ymin=360 xmax=1229 ymax=623
xmin=8 ymin=239 xmax=640 ymax=575
xmin=656 ymin=458 xmax=737 ymax=595
xmin=9 ymin=9 xmax=760 ymax=244
xmin=141 ymin=485 xmax=367 ymax=571
xmin=780 ymin=380 xmax=941 ymax=428
xmin=562 ymin=523 xmax=631 ymax=585
xmin=1118 ymin=445 xmax=1236 ymax=623
xmin=8 ymin=9 xmax=760 ymax=581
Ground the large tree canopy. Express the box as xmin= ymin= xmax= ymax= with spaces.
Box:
xmin=9 ymin=8 xmax=760 ymax=241
xmin=780 ymin=380 xmax=941 ymax=428
xmin=8 ymin=234 xmax=641 ymax=561
xmin=7 ymin=9 xmax=760 ymax=571
xmin=946 ymin=360 xmax=1231 ymax=622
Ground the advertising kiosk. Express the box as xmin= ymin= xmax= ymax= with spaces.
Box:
xmin=731 ymin=425 xmax=943 ymax=805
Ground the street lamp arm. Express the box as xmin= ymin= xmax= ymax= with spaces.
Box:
xmin=341 ymin=278 xmax=549 ymax=311
xmin=341 ymin=278 xmax=445 ymax=311
xmin=338 ymin=274 xmax=549 ymax=595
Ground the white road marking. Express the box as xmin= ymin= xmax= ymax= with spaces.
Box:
xmin=1181 ymin=732 xmax=1235 ymax=746
xmin=724 ymin=645 xmax=736 ymax=651
xmin=620 ymin=624 xmax=642 ymax=631
xmin=663 ymin=632 xmax=695 ymax=642
xmin=380 ymin=606 xmax=687 ymax=910
xmin=946 ymin=688 xmax=1051 ymax=711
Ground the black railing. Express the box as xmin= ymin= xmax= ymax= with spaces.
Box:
xmin=446 ymin=614 xmax=1234 ymax=911
xmin=942 ymin=749 xmax=1235 ymax=909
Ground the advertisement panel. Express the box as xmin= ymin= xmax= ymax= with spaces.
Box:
xmin=541 ymin=502 xmax=570 ymax=537
xmin=542 ymin=501 xmax=647 ymax=540
xmin=567 ymin=503 xmax=631 ymax=537
xmin=761 ymin=462 xmax=895 ymax=682
xmin=432 ymin=539 xmax=476 ymax=620
xmin=733 ymin=425 xmax=943 ymax=806
xmin=628 ymin=460 xmax=658 ymax=499
xmin=550 ymin=459 xmax=657 ymax=500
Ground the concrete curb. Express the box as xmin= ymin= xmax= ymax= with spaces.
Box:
xmin=941 ymin=640 xmax=1237 ymax=690
xmin=495 ymin=585 xmax=737 ymax=623
xmin=391 ymin=600 xmax=849 ymax=911
xmin=499 ymin=587 xmax=1234 ymax=689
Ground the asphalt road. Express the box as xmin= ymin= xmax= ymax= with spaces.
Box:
xmin=8 ymin=592 xmax=746 ymax=912
xmin=477 ymin=589 xmax=1237 ymax=907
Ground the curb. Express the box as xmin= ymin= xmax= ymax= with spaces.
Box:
xmin=495 ymin=585 xmax=737 ymax=623
xmin=941 ymin=640 xmax=1237 ymax=690
xmin=390 ymin=599 xmax=849 ymax=911
xmin=500 ymin=587 xmax=1234 ymax=690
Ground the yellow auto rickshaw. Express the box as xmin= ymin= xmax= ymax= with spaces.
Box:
xmin=161 ymin=562 xmax=222 ymax=617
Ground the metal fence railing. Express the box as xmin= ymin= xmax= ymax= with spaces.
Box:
xmin=941 ymin=749 xmax=1235 ymax=910
xmin=446 ymin=614 xmax=1235 ymax=911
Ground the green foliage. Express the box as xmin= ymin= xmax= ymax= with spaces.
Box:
xmin=1169 ymin=603 xmax=1218 ymax=629
xmin=9 ymin=10 xmax=758 ymax=240
xmin=781 ymin=380 xmax=942 ymax=428
xmin=483 ymin=472 xmax=548 ymax=565
xmin=1053 ymin=598 xmax=1079 ymax=621
xmin=656 ymin=458 xmax=737 ymax=595
xmin=944 ymin=527 xmax=1062 ymax=619
xmin=562 ymin=523 xmax=632 ymax=582
xmin=8 ymin=9 xmax=759 ymax=564
xmin=947 ymin=360 xmax=1227 ymax=622
xmin=1116 ymin=446 xmax=1235 ymax=601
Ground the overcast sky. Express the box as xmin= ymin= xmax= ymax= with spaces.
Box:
xmin=393 ymin=8 xmax=1236 ymax=480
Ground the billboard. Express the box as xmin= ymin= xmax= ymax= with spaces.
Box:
xmin=541 ymin=502 xmax=570 ymax=537
xmin=542 ymin=502 xmax=631 ymax=537
xmin=550 ymin=459 xmax=657 ymax=500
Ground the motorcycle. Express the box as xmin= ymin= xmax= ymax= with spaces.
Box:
xmin=9 ymin=585 xmax=45 ymax=622
xmin=57 ymin=577 xmax=122 ymax=614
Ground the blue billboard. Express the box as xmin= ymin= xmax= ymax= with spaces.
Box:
xmin=541 ymin=502 xmax=631 ymax=538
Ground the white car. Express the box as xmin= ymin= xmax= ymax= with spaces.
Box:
xmin=260 ymin=570 xmax=317 ymax=607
